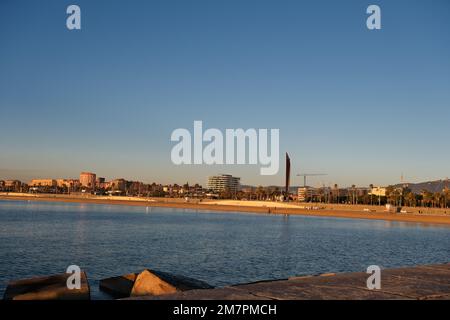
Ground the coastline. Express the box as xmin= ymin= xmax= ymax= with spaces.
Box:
xmin=1 ymin=193 xmax=450 ymax=226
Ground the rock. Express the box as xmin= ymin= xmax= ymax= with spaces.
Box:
xmin=99 ymin=273 xmax=137 ymax=299
xmin=131 ymin=270 xmax=178 ymax=297
xmin=3 ymin=272 xmax=90 ymax=300
xmin=129 ymin=269 xmax=213 ymax=297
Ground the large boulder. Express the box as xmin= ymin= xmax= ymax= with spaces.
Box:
xmin=131 ymin=270 xmax=178 ymax=297
xmin=99 ymin=273 xmax=137 ymax=299
xmin=100 ymin=269 xmax=213 ymax=298
xmin=3 ymin=272 xmax=90 ymax=300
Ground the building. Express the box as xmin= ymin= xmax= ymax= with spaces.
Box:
xmin=96 ymin=177 xmax=105 ymax=188
xmin=4 ymin=180 xmax=22 ymax=192
xmin=109 ymin=178 xmax=127 ymax=192
xmin=56 ymin=179 xmax=80 ymax=189
xmin=331 ymin=187 xmax=347 ymax=199
xmin=297 ymin=187 xmax=319 ymax=202
xmin=369 ymin=187 xmax=387 ymax=197
xmin=28 ymin=179 xmax=57 ymax=187
xmin=161 ymin=184 xmax=181 ymax=195
xmin=80 ymin=172 xmax=96 ymax=189
xmin=355 ymin=187 xmax=370 ymax=197
xmin=207 ymin=174 xmax=240 ymax=193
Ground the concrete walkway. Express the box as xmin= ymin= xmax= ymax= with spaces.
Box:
xmin=128 ymin=263 xmax=450 ymax=300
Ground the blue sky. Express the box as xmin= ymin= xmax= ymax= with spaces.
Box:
xmin=0 ymin=0 xmax=449 ymax=187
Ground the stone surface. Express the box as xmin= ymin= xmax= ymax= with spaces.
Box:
xmin=130 ymin=286 xmax=268 ymax=300
xmin=234 ymin=278 xmax=406 ymax=300
xmin=99 ymin=273 xmax=137 ymax=298
xmin=126 ymin=263 xmax=450 ymax=300
xmin=3 ymin=272 xmax=90 ymax=300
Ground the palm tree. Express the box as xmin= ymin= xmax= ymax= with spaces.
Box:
xmin=385 ymin=186 xmax=394 ymax=205
xmin=351 ymin=184 xmax=356 ymax=205
xmin=421 ymin=190 xmax=433 ymax=207
xmin=334 ymin=184 xmax=339 ymax=203
xmin=433 ymin=192 xmax=442 ymax=208
xmin=220 ymin=187 xmax=232 ymax=199
xmin=405 ymin=192 xmax=416 ymax=207
xmin=388 ymin=188 xmax=402 ymax=206
xmin=274 ymin=187 xmax=281 ymax=199
xmin=444 ymin=186 xmax=449 ymax=209
xmin=369 ymin=184 xmax=374 ymax=205
xmin=256 ymin=186 xmax=265 ymax=201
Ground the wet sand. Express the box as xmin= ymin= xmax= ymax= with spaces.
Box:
xmin=1 ymin=194 xmax=450 ymax=226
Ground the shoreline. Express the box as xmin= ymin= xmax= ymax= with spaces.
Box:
xmin=1 ymin=193 xmax=450 ymax=226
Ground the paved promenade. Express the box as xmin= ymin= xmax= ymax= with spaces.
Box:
xmin=129 ymin=263 xmax=450 ymax=300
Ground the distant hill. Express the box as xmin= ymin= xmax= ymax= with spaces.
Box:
xmin=394 ymin=179 xmax=449 ymax=194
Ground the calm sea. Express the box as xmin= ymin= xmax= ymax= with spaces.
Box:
xmin=0 ymin=200 xmax=449 ymax=299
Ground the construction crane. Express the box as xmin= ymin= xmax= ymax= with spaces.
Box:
xmin=296 ymin=173 xmax=328 ymax=187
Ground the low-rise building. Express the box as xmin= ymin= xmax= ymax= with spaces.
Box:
xmin=369 ymin=187 xmax=387 ymax=197
xmin=96 ymin=177 xmax=106 ymax=188
xmin=4 ymin=180 xmax=22 ymax=192
xmin=297 ymin=187 xmax=319 ymax=202
xmin=29 ymin=179 xmax=57 ymax=187
xmin=56 ymin=179 xmax=80 ymax=189
xmin=109 ymin=178 xmax=127 ymax=192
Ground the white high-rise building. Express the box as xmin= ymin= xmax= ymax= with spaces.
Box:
xmin=207 ymin=174 xmax=240 ymax=193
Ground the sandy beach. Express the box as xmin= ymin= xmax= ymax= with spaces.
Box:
xmin=1 ymin=193 xmax=450 ymax=226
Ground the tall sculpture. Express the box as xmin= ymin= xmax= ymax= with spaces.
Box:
xmin=285 ymin=153 xmax=291 ymax=200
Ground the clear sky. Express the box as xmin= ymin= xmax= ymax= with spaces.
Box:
xmin=1 ymin=0 xmax=449 ymax=187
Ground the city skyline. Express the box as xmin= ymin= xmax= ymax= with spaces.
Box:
xmin=0 ymin=168 xmax=448 ymax=190
xmin=1 ymin=0 xmax=450 ymax=186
